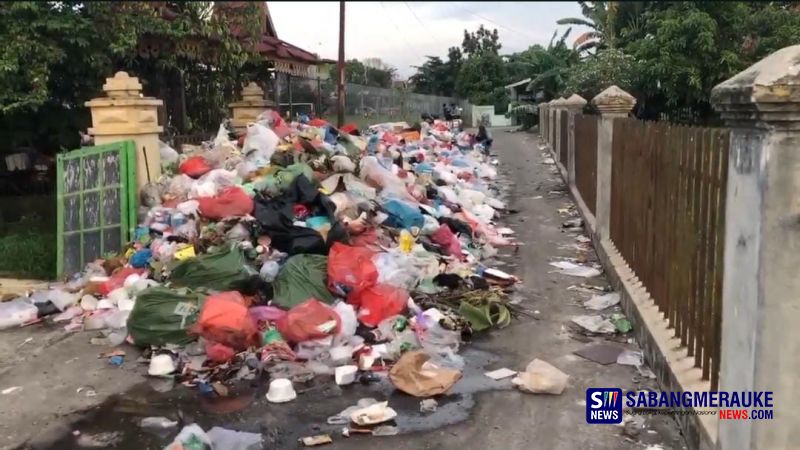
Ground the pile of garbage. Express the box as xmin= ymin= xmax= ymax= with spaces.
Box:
xmin=1 ymin=112 xmax=525 ymax=440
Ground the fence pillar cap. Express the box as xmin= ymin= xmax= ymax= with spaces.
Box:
xmin=712 ymin=45 xmax=800 ymax=128
xmin=550 ymin=97 xmax=567 ymax=109
xmin=102 ymin=71 xmax=144 ymax=99
xmin=562 ymin=94 xmax=587 ymax=111
xmin=592 ymin=85 xmax=636 ymax=115
xmin=240 ymin=82 xmax=265 ymax=101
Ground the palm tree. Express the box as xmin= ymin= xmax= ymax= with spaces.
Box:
xmin=558 ymin=1 xmax=648 ymax=54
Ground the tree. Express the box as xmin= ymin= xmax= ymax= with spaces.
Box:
xmin=345 ymin=58 xmax=395 ymax=88
xmin=455 ymin=52 xmax=508 ymax=106
xmin=562 ymin=48 xmax=636 ymax=100
xmin=462 ymin=25 xmax=501 ymax=57
xmin=409 ymin=46 xmax=462 ymax=96
xmin=558 ymin=1 xmax=649 ymax=54
xmin=522 ymin=28 xmax=579 ymax=101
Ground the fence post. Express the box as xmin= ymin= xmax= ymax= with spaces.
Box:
xmin=551 ymin=97 xmax=566 ymax=157
xmin=538 ymin=103 xmax=545 ymax=140
xmin=542 ymin=102 xmax=550 ymax=143
xmin=85 ymin=71 xmax=163 ymax=193
xmin=711 ymin=45 xmax=800 ymax=450
xmin=563 ymin=94 xmax=588 ymax=186
xmin=229 ymin=82 xmax=274 ymax=136
xmin=591 ymin=86 xmax=636 ymax=242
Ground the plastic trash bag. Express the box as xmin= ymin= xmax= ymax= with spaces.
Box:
xmin=431 ymin=224 xmax=464 ymax=260
xmin=333 ymin=302 xmax=357 ymax=338
xmin=128 ymin=287 xmax=205 ymax=346
xmin=327 ymin=243 xmax=378 ymax=300
xmin=159 ymin=141 xmax=179 ymax=167
xmin=180 ymin=156 xmax=212 ymax=178
xmin=170 ymin=245 xmax=256 ymax=292
xmin=272 ymin=254 xmax=334 ymax=308
xmin=353 ymin=284 xmax=408 ymax=327
xmin=0 ymin=298 xmax=38 ymax=330
xmin=242 ymin=122 xmax=279 ymax=161
xmin=512 ymin=359 xmax=569 ymax=395
xmin=259 ymin=260 xmax=280 ymax=282
xmin=206 ymin=426 xmax=263 ymax=450
xmin=166 ymin=174 xmax=195 ymax=201
xmin=163 ymin=424 xmax=212 ymax=450
xmin=197 ymin=186 xmax=254 ymax=220
xmin=382 ymin=199 xmax=424 ymax=229
xmin=276 ymin=299 xmax=341 ymax=344
xmin=98 ymin=268 xmax=147 ymax=297
xmin=193 ymin=291 xmax=259 ymax=350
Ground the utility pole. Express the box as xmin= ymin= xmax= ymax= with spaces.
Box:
xmin=337 ymin=0 xmax=345 ymax=127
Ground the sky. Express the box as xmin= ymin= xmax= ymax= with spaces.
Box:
xmin=268 ymin=1 xmax=589 ymax=79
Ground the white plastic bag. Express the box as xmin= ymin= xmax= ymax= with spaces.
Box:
xmin=159 ymin=141 xmax=179 ymax=166
xmin=334 ymin=302 xmax=358 ymax=338
xmin=0 ymin=298 xmax=38 ymax=330
xmin=242 ymin=122 xmax=279 ymax=161
xmin=512 ymin=359 xmax=569 ymax=395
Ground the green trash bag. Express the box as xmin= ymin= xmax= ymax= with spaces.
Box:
xmin=169 ymin=245 xmax=257 ymax=291
xmin=273 ymin=254 xmax=334 ymax=308
xmin=255 ymin=163 xmax=315 ymax=196
xmin=128 ymin=287 xmax=206 ymax=346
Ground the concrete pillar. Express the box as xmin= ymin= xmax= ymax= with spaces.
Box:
xmin=85 ymin=71 xmax=163 ymax=192
xmin=548 ymin=100 xmax=558 ymax=148
xmin=229 ymin=82 xmax=276 ymax=135
xmin=538 ymin=103 xmax=545 ymax=141
xmin=711 ymin=45 xmax=800 ymax=450
xmin=591 ymin=86 xmax=636 ymax=241
xmin=563 ymin=94 xmax=588 ymax=186
xmin=551 ymin=97 xmax=566 ymax=157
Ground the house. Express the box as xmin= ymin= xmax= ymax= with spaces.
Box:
xmin=505 ymin=78 xmax=536 ymax=104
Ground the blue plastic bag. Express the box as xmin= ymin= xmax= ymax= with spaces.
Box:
xmin=130 ymin=248 xmax=153 ymax=268
xmin=383 ymin=199 xmax=424 ymax=229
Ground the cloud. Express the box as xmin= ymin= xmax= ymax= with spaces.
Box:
xmin=268 ymin=1 xmax=588 ymax=78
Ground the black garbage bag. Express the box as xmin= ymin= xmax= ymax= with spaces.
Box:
xmin=254 ymin=174 xmax=348 ymax=255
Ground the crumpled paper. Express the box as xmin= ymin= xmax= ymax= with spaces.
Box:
xmin=388 ymin=350 xmax=462 ymax=397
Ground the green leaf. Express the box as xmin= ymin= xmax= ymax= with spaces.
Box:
xmin=459 ymin=302 xmax=492 ymax=332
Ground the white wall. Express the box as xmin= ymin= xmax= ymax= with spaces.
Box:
xmin=470 ymin=104 xmax=513 ymax=127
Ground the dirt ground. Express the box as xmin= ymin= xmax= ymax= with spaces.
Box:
xmin=0 ymin=129 xmax=687 ymax=450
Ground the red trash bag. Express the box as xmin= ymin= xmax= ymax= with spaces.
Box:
xmin=205 ymin=341 xmax=236 ymax=363
xmin=327 ymin=243 xmax=378 ymax=302
xmin=98 ymin=267 xmax=147 ymax=296
xmin=179 ymin=156 xmax=212 ymax=178
xmin=353 ymin=284 xmax=408 ymax=327
xmin=431 ymin=224 xmax=465 ymax=261
xmin=276 ymin=299 xmax=341 ymax=343
xmin=309 ymin=118 xmax=328 ymax=127
xmin=197 ymin=186 xmax=254 ymax=220
xmin=192 ymin=291 xmax=258 ymax=350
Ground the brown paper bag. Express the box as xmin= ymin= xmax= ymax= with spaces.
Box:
xmin=389 ymin=350 xmax=462 ymax=397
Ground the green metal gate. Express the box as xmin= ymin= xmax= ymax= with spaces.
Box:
xmin=56 ymin=141 xmax=138 ymax=278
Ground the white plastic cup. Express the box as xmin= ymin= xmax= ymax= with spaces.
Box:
xmin=148 ymin=354 xmax=176 ymax=376
xmin=266 ymin=378 xmax=297 ymax=403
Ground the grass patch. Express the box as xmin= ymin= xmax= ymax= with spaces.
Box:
xmin=0 ymin=216 xmax=56 ymax=280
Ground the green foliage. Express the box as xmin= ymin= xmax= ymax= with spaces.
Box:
xmin=345 ymin=59 xmax=396 ymax=88
xmin=563 ymin=48 xmax=635 ymax=100
xmin=409 ymin=47 xmax=462 ymax=96
xmin=456 ymin=52 xmax=508 ymax=105
xmin=0 ymin=215 xmax=55 ymax=279
xmin=462 ymin=25 xmax=502 ymax=57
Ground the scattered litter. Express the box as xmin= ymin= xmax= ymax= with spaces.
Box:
xmin=617 ymin=349 xmax=644 ymax=367
xmin=637 ymin=365 xmax=656 ymax=379
xmin=389 ymin=350 xmax=462 ymax=397
xmin=371 ymin=425 xmax=399 ymax=436
xmin=76 ymin=385 xmax=97 ymax=397
xmin=550 ymin=261 xmax=602 ymax=278
xmin=335 ymin=365 xmax=358 ymax=386
xmin=76 ymin=431 xmax=123 ymax=448
xmin=164 ymin=424 xmax=212 ymax=450
xmin=484 ymin=368 xmax=517 ymax=380
xmin=574 ymin=343 xmax=625 ymax=365
xmin=622 ymin=415 xmax=645 ymax=438
xmin=420 ymin=398 xmax=438 ymax=413
xmin=543 ymin=158 xmax=556 ymax=165
xmin=148 ymin=354 xmax=176 ymax=376
xmin=139 ymin=417 xmax=179 ymax=430
xmin=512 ymin=359 xmax=569 ymax=395
xmin=207 ymin=426 xmax=263 ymax=450
xmin=576 ymin=235 xmax=591 ymax=243
xmin=266 ymin=378 xmax=296 ymax=403
xmin=562 ymin=218 xmax=583 ymax=229
xmin=584 ymin=292 xmax=620 ymax=311
xmin=350 ymin=401 xmax=397 ymax=426
xmin=1 ymin=386 xmax=22 ymax=395
xmin=571 ymin=315 xmax=616 ymax=334
xmin=612 ymin=314 xmax=633 ymax=333
xmin=300 ymin=434 xmax=332 ymax=447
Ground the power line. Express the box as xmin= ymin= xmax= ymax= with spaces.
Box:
xmin=452 ymin=2 xmax=540 ymax=43
xmin=379 ymin=1 xmax=422 ymax=58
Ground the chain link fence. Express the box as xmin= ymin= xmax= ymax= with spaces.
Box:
xmin=276 ymin=74 xmax=470 ymax=128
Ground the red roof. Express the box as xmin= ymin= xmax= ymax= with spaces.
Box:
xmin=256 ymin=35 xmax=333 ymax=64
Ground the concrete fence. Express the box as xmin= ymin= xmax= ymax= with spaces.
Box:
xmin=540 ymin=45 xmax=800 ymax=450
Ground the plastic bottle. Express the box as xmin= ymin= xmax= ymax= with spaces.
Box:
xmin=399 ymin=230 xmax=414 ymax=254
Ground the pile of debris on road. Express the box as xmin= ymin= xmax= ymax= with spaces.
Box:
xmin=0 ymin=113 xmax=548 ymax=442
